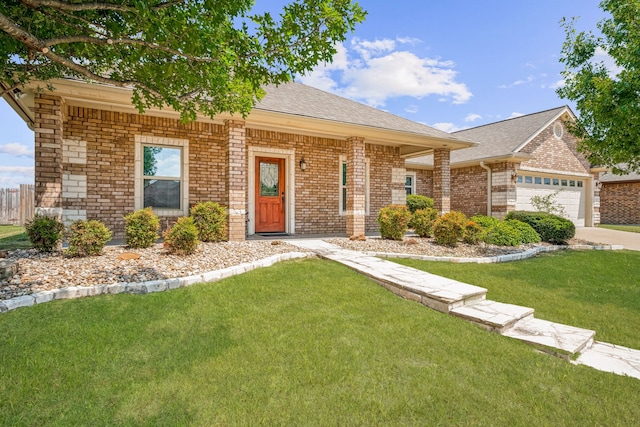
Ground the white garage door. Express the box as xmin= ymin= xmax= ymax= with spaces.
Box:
xmin=516 ymin=174 xmax=586 ymax=227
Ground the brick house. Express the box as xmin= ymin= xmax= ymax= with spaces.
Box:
xmin=4 ymin=79 xmax=475 ymax=240
xmin=598 ymin=168 xmax=640 ymax=224
xmin=405 ymin=106 xmax=600 ymax=227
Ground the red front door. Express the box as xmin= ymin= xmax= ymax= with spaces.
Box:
xmin=255 ymin=157 xmax=285 ymax=233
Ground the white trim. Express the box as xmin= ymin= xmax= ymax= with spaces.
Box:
xmin=134 ymin=135 xmax=189 ymax=217
xmin=513 ymin=107 xmax=574 ymax=153
xmin=248 ymin=146 xmax=295 ymax=236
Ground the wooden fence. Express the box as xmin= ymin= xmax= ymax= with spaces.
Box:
xmin=0 ymin=184 xmax=35 ymax=225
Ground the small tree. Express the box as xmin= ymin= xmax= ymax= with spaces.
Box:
xmin=25 ymin=214 xmax=64 ymax=253
xmin=530 ymin=190 xmax=567 ymax=218
xmin=377 ymin=205 xmax=412 ymax=240
xmin=124 ymin=207 xmax=160 ymax=248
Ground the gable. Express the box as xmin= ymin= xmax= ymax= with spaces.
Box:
xmin=518 ymin=116 xmax=591 ymax=175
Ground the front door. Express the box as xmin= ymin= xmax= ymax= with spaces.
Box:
xmin=255 ymin=157 xmax=285 ymax=233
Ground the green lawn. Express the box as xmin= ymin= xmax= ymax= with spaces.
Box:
xmin=1 ymin=257 xmax=640 ymax=426
xmin=392 ymin=250 xmax=640 ymax=349
xmin=0 ymin=225 xmax=31 ymax=250
xmin=599 ymin=224 xmax=640 ymax=233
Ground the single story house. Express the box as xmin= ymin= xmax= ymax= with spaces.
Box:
xmin=3 ymin=79 xmax=476 ymax=240
xmin=405 ymin=106 xmax=601 ymax=227
xmin=598 ymin=168 xmax=640 ymax=225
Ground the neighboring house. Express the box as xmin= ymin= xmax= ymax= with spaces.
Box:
xmin=598 ymin=168 xmax=640 ymax=224
xmin=3 ymin=79 xmax=475 ymax=240
xmin=405 ymin=106 xmax=600 ymax=226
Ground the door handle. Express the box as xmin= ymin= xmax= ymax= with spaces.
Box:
xmin=281 ymin=192 xmax=285 ymax=205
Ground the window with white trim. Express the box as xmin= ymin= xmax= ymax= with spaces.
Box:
xmin=135 ymin=135 xmax=189 ymax=215
xmin=405 ymin=172 xmax=416 ymax=195
xmin=339 ymin=156 xmax=370 ymax=215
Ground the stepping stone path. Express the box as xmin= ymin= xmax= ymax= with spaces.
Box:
xmin=289 ymin=239 xmax=640 ymax=381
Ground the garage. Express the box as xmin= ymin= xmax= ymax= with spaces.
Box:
xmin=516 ymin=173 xmax=586 ymax=226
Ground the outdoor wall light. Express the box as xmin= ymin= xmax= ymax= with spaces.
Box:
xmin=299 ymin=158 xmax=307 ymax=171
xmin=595 ymin=180 xmax=603 ymax=190
xmin=511 ymin=171 xmax=518 ymax=182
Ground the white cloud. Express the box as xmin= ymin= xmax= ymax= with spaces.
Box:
xmin=498 ymin=75 xmax=536 ymax=89
xmin=593 ymin=46 xmax=623 ymax=77
xmin=509 ymin=112 xmax=525 ymax=118
xmin=405 ymin=105 xmax=419 ymax=114
xmin=431 ymin=122 xmax=463 ymax=133
xmin=0 ymin=143 xmax=33 ymax=158
xmin=0 ymin=166 xmax=34 ymax=188
xmin=465 ymin=113 xmax=481 ymax=123
xmin=297 ymin=37 xmax=472 ymax=108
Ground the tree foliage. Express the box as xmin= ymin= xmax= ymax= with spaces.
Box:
xmin=558 ymin=0 xmax=640 ymax=172
xmin=0 ymin=0 xmax=365 ymax=121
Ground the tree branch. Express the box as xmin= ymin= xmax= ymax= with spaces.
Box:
xmin=20 ymin=0 xmax=182 ymax=13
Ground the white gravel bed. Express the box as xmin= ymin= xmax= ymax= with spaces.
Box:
xmin=324 ymin=236 xmax=536 ymax=258
xmin=1 ymin=241 xmax=300 ymax=300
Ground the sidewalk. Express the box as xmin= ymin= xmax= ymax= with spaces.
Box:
xmin=576 ymin=227 xmax=640 ymax=251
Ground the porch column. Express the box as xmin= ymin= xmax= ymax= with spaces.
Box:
xmin=433 ymin=148 xmax=451 ymax=214
xmin=225 ymin=119 xmax=246 ymax=241
xmin=34 ymin=94 xmax=64 ymax=219
xmin=346 ymin=136 xmax=366 ymax=237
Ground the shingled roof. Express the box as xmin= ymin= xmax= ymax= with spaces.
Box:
xmin=406 ymin=106 xmax=571 ymax=167
xmin=255 ymin=82 xmax=473 ymax=143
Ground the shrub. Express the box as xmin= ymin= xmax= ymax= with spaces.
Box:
xmin=410 ymin=207 xmax=438 ymax=237
xmin=377 ymin=204 xmax=412 ymax=240
xmin=432 ymin=211 xmax=467 ymax=247
xmin=469 ymin=214 xmax=500 ymax=229
xmin=482 ymin=221 xmax=521 ymax=246
xmin=124 ymin=207 xmax=160 ymax=248
xmin=506 ymin=211 xmax=575 ymax=243
xmin=163 ymin=216 xmax=199 ymax=255
xmin=406 ymin=194 xmax=434 ymax=214
xmin=25 ymin=214 xmax=64 ymax=253
xmin=190 ymin=201 xmax=227 ymax=242
xmin=66 ymin=219 xmax=112 ymax=257
xmin=505 ymin=219 xmax=541 ymax=244
xmin=463 ymin=220 xmax=484 ymax=244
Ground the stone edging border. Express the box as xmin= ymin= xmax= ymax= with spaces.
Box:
xmin=364 ymin=243 xmax=624 ymax=264
xmin=0 ymin=251 xmax=314 ymax=314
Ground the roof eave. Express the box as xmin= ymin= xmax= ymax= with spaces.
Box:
xmin=405 ymin=153 xmax=532 ymax=170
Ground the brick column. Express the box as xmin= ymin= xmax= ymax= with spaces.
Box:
xmin=34 ymin=94 xmax=64 ymax=218
xmin=433 ymin=148 xmax=451 ymax=214
xmin=225 ymin=119 xmax=247 ymax=241
xmin=346 ymin=136 xmax=366 ymax=237
xmin=592 ymin=172 xmax=601 ymax=226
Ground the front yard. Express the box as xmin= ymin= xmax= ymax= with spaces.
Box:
xmin=1 ymin=255 xmax=640 ymax=426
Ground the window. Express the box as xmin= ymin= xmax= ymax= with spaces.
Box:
xmin=553 ymin=178 xmax=559 ymax=186
xmin=544 ymin=177 xmax=551 ymax=185
xmin=340 ymin=157 xmax=370 ymax=215
xmin=534 ymin=177 xmax=542 ymax=185
xmin=569 ymin=180 xmax=576 ymax=187
xmin=525 ymin=176 xmax=533 ymax=184
xmin=516 ymin=175 xmax=523 ymax=183
xmin=553 ymin=122 xmax=564 ymax=138
xmin=561 ymin=179 xmax=568 ymax=187
xmin=577 ymin=181 xmax=583 ymax=188
xmin=135 ymin=135 xmax=189 ymax=215
xmin=405 ymin=173 xmax=416 ymax=195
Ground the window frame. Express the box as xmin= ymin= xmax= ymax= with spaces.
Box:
xmin=134 ymin=135 xmax=189 ymax=217
xmin=405 ymin=172 xmax=416 ymax=195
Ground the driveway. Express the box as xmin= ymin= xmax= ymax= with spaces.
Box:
xmin=575 ymin=227 xmax=640 ymax=251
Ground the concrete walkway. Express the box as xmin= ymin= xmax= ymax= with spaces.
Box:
xmin=576 ymin=227 xmax=640 ymax=251
xmin=289 ymin=239 xmax=640 ymax=381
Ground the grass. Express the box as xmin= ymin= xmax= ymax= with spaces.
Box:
xmin=1 ymin=257 xmax=640 ymax=425
xmin=0 ymin=225 xmax=31 ymax=250
xmin=599 ymin=224 xmax=640 ymax=233
xmin=392 ymin=250 xmax=640 ymax=349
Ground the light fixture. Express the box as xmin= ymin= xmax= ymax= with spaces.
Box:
xmin=511 ymin=171 xmax=518 ymax=182
xmin=595 ymin=180 xmax=602 ymax=190
xmin=299 ymin=157 xmax=307 ymax=171
xmin=12 ymin=88 xmax=25 ymax=100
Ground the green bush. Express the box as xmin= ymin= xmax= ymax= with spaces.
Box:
xmin=25 ymin=214 xmax=64 ymax=253
xmin=469 ymin=214 xmax=500 ymax=229
xmin=506 ymin=211 xmax=575 ymax=243
xmin=482 ymin=221 xmax=521 ymax=246
xmin=190 ymin=201 xmax=227 ymax=242
xmin=463 ymin=220 xmax=484 ymax=244
xmin=66 ymin=219 xmax=112 ymax=257
xmin=163 ymin=216 xmax=199 ymax=255
xmin=377 ymin=204 xmax=412 ymax=240
xmin=432 ymin=211 xmax=467 ymax=247
xmin=406 ymin=194 xmax=434 ymax=214
xmin=124 ymin=207 xmax=160 ymax=248
xmin=505 ymin=219 xmax=541 ymax=244
xmin=410 ymin=207 xmax=438 ymax=237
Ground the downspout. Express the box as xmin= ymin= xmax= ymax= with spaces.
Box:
xmin=480 ymin=161 xmax=492 ymax=217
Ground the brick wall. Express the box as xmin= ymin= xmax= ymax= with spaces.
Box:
xmin=450 ymin=166 xmax=488 ymax=216
xmin=600 ymin=181 xmax=640 ymax=224
xmin=54 ymin=104 xmax=405 ymax=238
xmin=34 ymin=95 xmax=64 ymax=217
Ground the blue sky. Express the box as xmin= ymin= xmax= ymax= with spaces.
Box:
xmin=0 ymin=0 xmax=607 ymax=187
